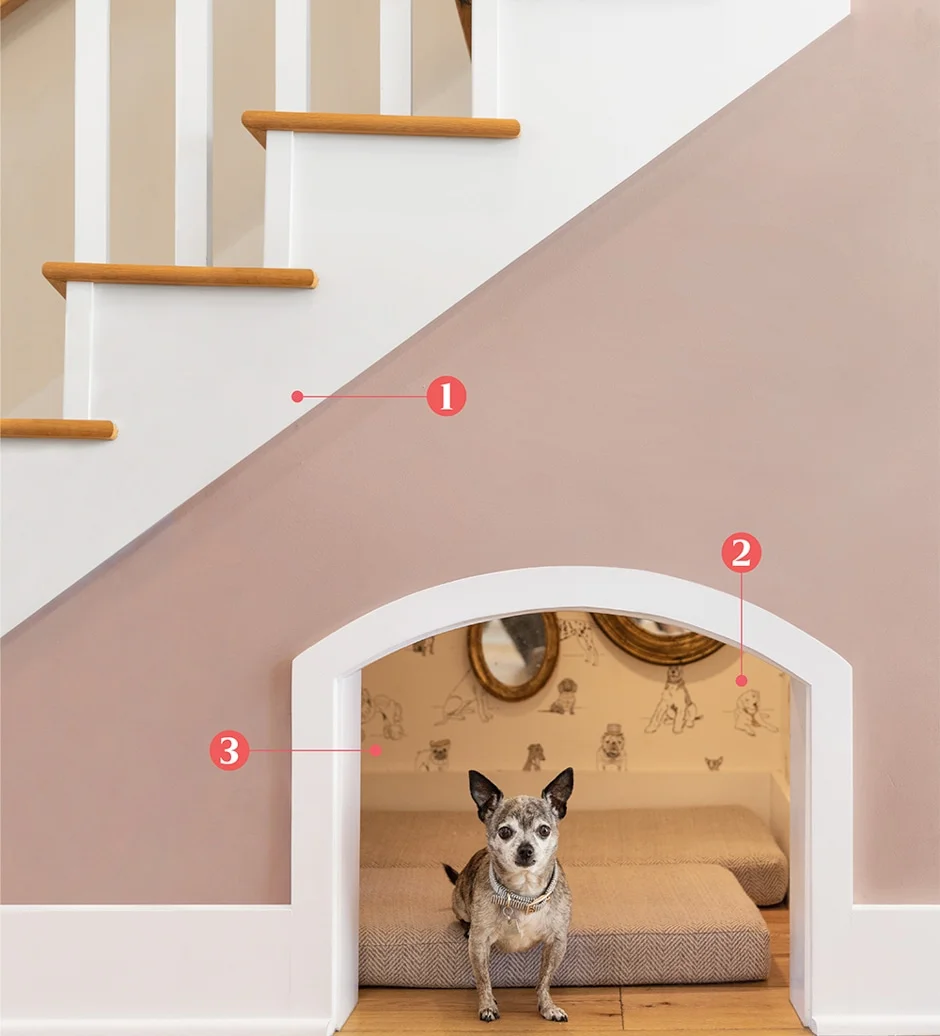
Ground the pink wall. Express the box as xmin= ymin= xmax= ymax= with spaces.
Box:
xmin=2 ymin=0 xmax=938 ymax=905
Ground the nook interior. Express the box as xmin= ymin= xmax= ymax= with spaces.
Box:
xmin=355 ymin=610 xmax=791 ymax=1015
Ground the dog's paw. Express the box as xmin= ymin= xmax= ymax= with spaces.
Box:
xmin=479 ymin=1005 xmax=500 ymax=1022
xmin=539 ymin=1003 xmax=568 ymax=1022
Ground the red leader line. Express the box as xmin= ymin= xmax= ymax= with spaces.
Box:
xmin=739 ymin=570 xmax=745 ymax=677
xmin=251 ymin=747 xmax=363 ymax=753
xmin=296 ymin=393 xmax=425 ymax=399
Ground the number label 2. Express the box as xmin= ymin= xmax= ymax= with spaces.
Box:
xmin=721 ymin=532 xmax=762 ymax=573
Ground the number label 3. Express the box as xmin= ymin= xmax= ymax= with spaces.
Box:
xmin=721 ymin=532 xmax=762 ymax=573
xmin=210 ymin=730 xmax=250 ymax=771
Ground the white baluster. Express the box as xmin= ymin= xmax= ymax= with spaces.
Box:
xmin=73 ymin=0 xmax=110 ymax=263
xmin=379 ymin=0 xmax=412 ymax=115
xmin=175 ymin=0 xmax=213 ymax=266
xmin=471 ymin=0 xmax=499 ymax=118
xmin=275 ymin=0 xmax=311 ymax=111
xmin=66 ymin=0 xmax=110 ymax=419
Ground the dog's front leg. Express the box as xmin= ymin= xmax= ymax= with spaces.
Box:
xmin=536 ymin=935 xmax=568 ymax=1022
xmin=468 ymin=929 xmax=499 ymax=1022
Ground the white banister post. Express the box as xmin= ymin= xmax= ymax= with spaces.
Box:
xmin=275 ymin=0 xmax=311 ymax=111
xmin=266 ymin=0 xmax=311 ymax=268
xmin=67 ymin=0 xmax=110 ymax=420
xmin=471 ymin=0 xmax=499 ymax=118
xmin=74 ymin=0 xmax=110 ymax=262
xmin=175 ymin=0 xmax=213 ymax=266
xmin=379 ymin=0 xmax=412 ymax=115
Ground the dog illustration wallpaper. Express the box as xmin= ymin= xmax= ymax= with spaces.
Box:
xmin=362 ymin=611 xmax=790 ymax=776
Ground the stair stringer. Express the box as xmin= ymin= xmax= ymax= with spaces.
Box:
xmin=0 ymin=0 xmax=849 ymax=636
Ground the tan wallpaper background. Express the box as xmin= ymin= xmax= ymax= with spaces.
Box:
xmin=362 ymin=612 xmax=790 ymax=778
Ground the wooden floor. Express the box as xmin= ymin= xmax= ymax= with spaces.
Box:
xmin=343 ymin=907 xmax=803 ymax=1035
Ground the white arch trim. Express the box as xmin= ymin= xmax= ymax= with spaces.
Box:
xmin=290 ymin=566 xmax=855 ymax=1033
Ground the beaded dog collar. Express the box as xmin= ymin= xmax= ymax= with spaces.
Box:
xmin=488 ymin=861 xmax=559 ymax=919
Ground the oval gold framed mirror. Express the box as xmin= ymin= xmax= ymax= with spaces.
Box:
xmin=468 ymin=613 xmax=560 ymax=702
xmin=591 ymin=613 xmax=724 ymax=667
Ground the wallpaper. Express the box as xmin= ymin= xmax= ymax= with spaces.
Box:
xmin=361 ymin=611 xmax=790 ymax=777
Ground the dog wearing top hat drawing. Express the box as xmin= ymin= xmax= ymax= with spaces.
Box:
xmin=443 ymin=767 xmax=575 ymax=1023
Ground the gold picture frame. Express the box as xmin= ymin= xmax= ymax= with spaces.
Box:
xmin=591 ymin=613 xmax=725 ymax=667
xmin=467 ymin=613 xmax=560 ymax=702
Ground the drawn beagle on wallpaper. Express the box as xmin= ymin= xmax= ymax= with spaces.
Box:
xmin=733 ymin=689 xmax=778 ymax=736
xmin=645 ymin=665 xmax=703 ymax=735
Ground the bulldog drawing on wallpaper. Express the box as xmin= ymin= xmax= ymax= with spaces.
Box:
xmin=596 ymin=723 xmax=627 ymax=771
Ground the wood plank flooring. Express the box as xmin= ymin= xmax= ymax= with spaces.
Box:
xmin=342 ymin=907 xmax=804 ymax=1035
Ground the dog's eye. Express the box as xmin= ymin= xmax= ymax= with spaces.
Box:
xmin=497 ymin=826 xmax=513 ymax=840
xmin=537 ymin=825 xmax=551 ymax=838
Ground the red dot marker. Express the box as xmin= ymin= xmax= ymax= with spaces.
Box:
xmin=735 ymin=674 xmax=748 ymax=687
xmin=291 ymin=390 xmax=304 ymax=403
xmin=209 ymin=730 xmax=250 ymax=771
xmin=369 ymin=744 xmax=382 ymax=757
xmin=426 ymin=376 xmax=466 ymax=416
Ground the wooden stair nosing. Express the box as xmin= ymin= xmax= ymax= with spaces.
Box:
xmin=1 ymin=419 xmax=117 ymax=441
xmin=241 ymin=110 xmax=521 ymax=148
xmin=41 ymin=262 xmax=318 ymax=298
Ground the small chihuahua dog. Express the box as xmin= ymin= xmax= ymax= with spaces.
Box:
xmin=444 ymin=767 xmax=575 ymax=1024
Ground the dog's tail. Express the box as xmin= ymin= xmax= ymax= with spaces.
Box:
xmin=442 ymin=863 xmax=460 ymax=885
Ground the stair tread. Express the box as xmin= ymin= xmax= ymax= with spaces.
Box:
xmin=242 ymin=110 xmax=520 ymax=147
xmin=41 ymin=262 xmax=318 ymax=298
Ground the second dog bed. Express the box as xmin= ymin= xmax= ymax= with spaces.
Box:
xmin=359 ymin=862 xmax=771 ymax=987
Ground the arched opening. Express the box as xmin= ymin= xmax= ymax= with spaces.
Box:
xmin=290 ymin=567 xmax=853 ymax=1033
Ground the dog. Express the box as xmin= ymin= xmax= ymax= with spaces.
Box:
xmin=415 ymin=738 xmax=451 ymax=771
xmin=360 ymin=687 xmax=405 ymax=742
xmin=548 ymin=678 xmax=578 ymax=715
xmin=734 ymin=689 xmax=778 ymax=736
xmin=443 ymin=768 xmax=574 ymax=1024
xmin=705 ymin=756 xmax=724 ymax=771
xmin=596 ymin=722 xmax=626 ymax=771
xmin=523 ymin=743 xmax=546 ymax=771
xmin=645 ymin=665 xmax=703 ymax=735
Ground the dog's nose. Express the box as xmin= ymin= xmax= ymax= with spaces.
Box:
xmin=517 ymin=843 xmax=534 ymax=861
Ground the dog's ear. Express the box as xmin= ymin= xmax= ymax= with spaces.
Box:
xmin=541 ymin=767 xmax=574 ymax=820
xmin=469 ymin=770 xmax=503 ymax=822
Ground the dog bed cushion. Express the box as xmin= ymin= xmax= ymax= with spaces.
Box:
xmin=360 ymin=805 xmax=787 ymax=906
xmin=359 ymin=863 xmax=771 ymax=987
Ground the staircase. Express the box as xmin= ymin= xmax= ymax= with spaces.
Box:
xmin=0 ymin=0 xmax=849 ymax=636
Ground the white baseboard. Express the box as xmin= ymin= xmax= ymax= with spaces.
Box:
xmin=1 ymin=1023 xmax=328 ymax=1036
xmin=3 ymin=902 xmax=937 ymax=1036
xmin=814 ymin=1017 xmax=940 ymax=1036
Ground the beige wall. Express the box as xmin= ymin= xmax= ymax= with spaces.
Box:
xmin=362 ymin=613 xmax=789 ymax=776
xmin=1 ymin=0 xmax=938 ymax=907
xmin=0 ymin=0 xmax=469 ymax=414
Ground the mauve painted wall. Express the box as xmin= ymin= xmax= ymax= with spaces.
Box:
xmin=2 ymin=0 xmax=938 ymax=905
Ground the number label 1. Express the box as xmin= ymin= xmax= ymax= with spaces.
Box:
xmin=426 ymin=376 xmax=467 ymax=416
xmin=209 ymin=729 xmax=250 ymax=771
xmin=721 ymin=532 xmax=762 ymax=573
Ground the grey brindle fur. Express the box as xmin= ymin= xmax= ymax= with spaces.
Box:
xmin=443 ymin=767 xmax=575 ymax=1023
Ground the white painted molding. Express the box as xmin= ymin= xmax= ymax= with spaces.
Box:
xmin=174 ymin=0 xmax=214 ymax=266
xmin=73 ymin=0 xmax=110 ymax=264
xmin=470 ymin=0 xmax=498 ymax=117
xmin=1 ymin=903 xmax=936 ymax=1035
xmin=379 ymin=0 xmax=413 ymax=116
xmin=290 ymin=565 xmax=854 ymax=1030
xmin=275 ymin=0 xmax=311 ymax=112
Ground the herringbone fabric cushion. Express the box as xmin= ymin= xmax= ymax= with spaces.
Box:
xmin=359 ymin=863 xmax=771 ymax=987
xmin=360 ymin=805 xmax=788 ymax=906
